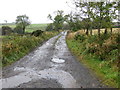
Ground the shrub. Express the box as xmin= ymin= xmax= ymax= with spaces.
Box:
xmin=2 ymin=26 xmax=13 ymax=35
xmin=74 ymin=34 xmax=86 ymax=42
xmin=31 ymin=30 xmax=44 ymax=37
xmin=46 ymin=23 xmax=54 ymax=31
xmin=87 ymin=35 xmax=98 ymax=44
xmin=14 ymin=25 xmax=24 ymax=34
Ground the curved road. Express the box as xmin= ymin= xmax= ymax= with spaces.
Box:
xmin=2 ymin=31 xmax=104 ymax=88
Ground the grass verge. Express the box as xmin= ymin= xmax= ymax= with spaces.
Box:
xmin=2 ymin=31 xmax=58 ymax=67
xmin=66 ymin=33 xmax=119 ymax=88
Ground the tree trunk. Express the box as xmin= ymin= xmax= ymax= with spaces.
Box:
xmin=23 ymin=26 xmax=25 ymax=34
xmin=98 ymin=28 xmax=100 ymax=38
xmin=86 ymin=28 xmax=89 ymax=35
xmin=90 ymin=27 xmax=92 ymax=35
xmin=110 ymin=27 xmax=112 ymax=34
xmin=104 ymin=28 xmax=107 ymax=35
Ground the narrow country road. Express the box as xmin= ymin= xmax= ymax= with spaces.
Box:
xmin=2 ymin=31 xmax=104 ymax=88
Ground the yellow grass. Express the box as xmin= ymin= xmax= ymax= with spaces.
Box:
xmin=67 ymin=32 xmax=76 ymax=39
xmin=76 ymin=28 xmax=120 ymax=35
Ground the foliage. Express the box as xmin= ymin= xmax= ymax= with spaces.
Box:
xmin=31 ymin=30 xmax=44 ymax=37
xmin=47 ymin=10 xmax=66 ymax=31
xmin=66 ymin=1 xmax=118 ymax=36
xmin=65 ymin=13 xmax=82 ymax=31
xmin=74 ymin=34 xmax=86 ymax=42
xmin=66 ymin=32 xmax=119 ymax=87
xmin=2 ymin=31 xmax=58 ymax=67
xmin=46 ymin=23 xmax=54 ymax=31
xmin=13 ymin=25 xmax=23 ymax=34
xmin=2 ymin=26 xmax=13 ymax=35
xmin=15 ymin=15 xmax=31 ymax=34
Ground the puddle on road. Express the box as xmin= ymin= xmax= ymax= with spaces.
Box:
xmin=51 ymin=58 xmax=65 ymax=63
xmin=1 ymin=32 xmax=78 ymax=88
xmin=14 ymin=67 xmax=26 ymax=71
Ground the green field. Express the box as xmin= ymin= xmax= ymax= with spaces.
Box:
xmin=0 ymin=24 xmax=16 ymax=28
xmin=0 ymin=23 xmax=49 ymax=33
xmin=26 ymin=24 xmax=48 ymax=33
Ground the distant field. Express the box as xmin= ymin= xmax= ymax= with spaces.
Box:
xmin=0 ymin=24 xmax=16 ymax=28
xmin=26 ymin=24 xmax=48 ymax=33
xmin=0 ymin=23 xmax=49 ymax=33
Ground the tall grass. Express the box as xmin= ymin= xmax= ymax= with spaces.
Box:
xmin=2 ymin=31 xmax=58 ymax=67
xmin=66 ymin=31 xmax=119 ymax=88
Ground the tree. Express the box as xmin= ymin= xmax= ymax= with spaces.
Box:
xmin=15 ymin=15 xmax=30 ymax=34
xmin=64 ymin=12 xmax=82 ymax=31
xmin=73 ymin=1 xmax=95 ymax=35
xmin=73 ymin=1 xmax=118 ymax=36
xmin=46 ymin=23 xmax=54 ymax=31
xmin=47 ymin=10 xmax=65 ymax=31
xmin=4 ymin=20 xmax=7 ymax=24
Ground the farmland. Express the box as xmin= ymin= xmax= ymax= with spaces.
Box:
xmin=0 ymin=23 xmax=48 ymax=33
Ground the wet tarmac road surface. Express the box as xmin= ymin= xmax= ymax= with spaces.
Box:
xmin=1 ymin=31 xmax=105 ymax=88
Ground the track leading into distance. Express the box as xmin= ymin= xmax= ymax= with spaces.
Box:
xmin=2 ymin=31 xmax=104 ymax=88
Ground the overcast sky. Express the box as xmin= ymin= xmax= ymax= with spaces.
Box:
xmin=0 ymin=0 xmax=73 ymax=24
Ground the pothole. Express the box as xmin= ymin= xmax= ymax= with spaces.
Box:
xmin=51 ymin=58 xmax=65 ymax=63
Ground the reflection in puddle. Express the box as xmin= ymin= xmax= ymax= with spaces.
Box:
xmin=51 ymin=58 xmax=65 ymax=63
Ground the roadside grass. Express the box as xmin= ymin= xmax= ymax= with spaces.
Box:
xmin=2 ymin=31 xmax=58 ymax=67
xmin=66 ymin=32 xmax=119 ymax=88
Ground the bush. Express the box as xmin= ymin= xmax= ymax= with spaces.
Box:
xmin=14 ymin=25 xmax=24 ymax=34
xmin=31 ymin=30 xmax=44 ymax=37
xmin=2 ymin=26 xmax=13 ymax=35
xmin=87 ymin=35 xmax=98 ymax=44
xmin=74 ymin=34 xmax=86 ymax=42
xmin=46 ymin=23 xmax=54 ymax=31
